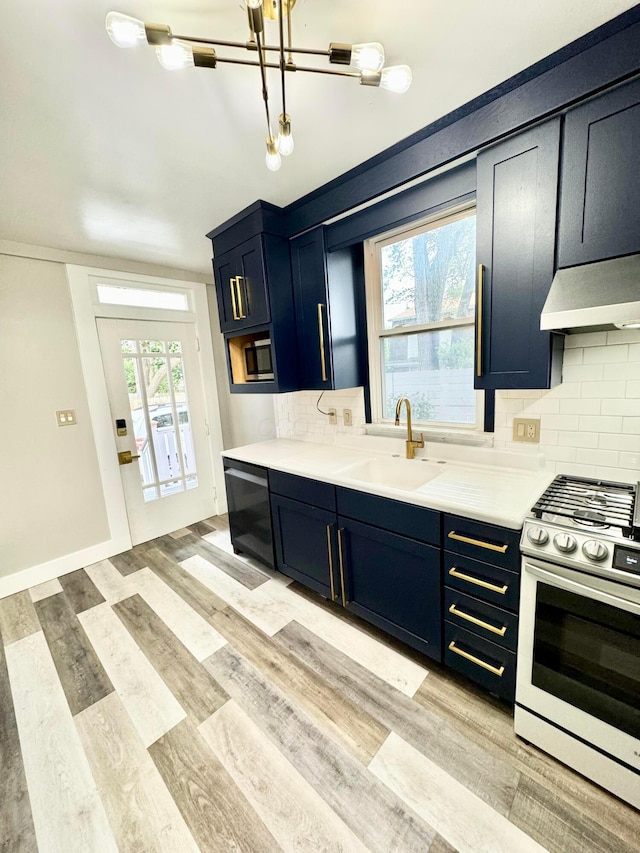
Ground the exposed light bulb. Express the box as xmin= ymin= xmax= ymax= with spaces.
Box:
xmin=105 ymin=11 xmax=146 ymax=48
xmin=615 ymin=321 xmax=640 ymax=329
xmin=265 ymin=136 xmax=282 ymax=171
xmin=380 ymin=65 xmax=412 ymax=93
xmin=247 ymin=0 xmax=263 ymax=7
xmin=278 ymin=114 xmax=294 ymax=156
xmin=155 ymin=40 xmax=195 ymax=71
xmin=351 ymin=42 xmax=385 ymax=72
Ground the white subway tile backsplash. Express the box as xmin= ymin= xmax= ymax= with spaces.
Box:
xmin=561 ymin=364 xmax=604 ymax=382
xmin=627 ymin=381 xmax=640 ymax=398
xmin=564 ymin=332 xmax=608 ymax=348
xmin=556 ymin=462 xmax=597 ymax=478
xmin=558 ymin=431 xmax=599 ymax=449
xmin=603 ymin=362 xmax=640 ymax=380
xmin=522 ymin=398 xmax=560 ymax=415
xmin=545 ymin=382 xmax=583 ymax=399
xmin=629 ymin=343 xmax=640 ymax=361
xmin=582 ymin=344 xmax=628 ymax=364
xmin=599 ymin=433 xmax=640 ymax=452
xmin=623 ymin=418 xmax=640 ymax=434
xmin=539 ymin=429 xmax=558 ymax=445
xmin=604 ymin=399 xmax=640 ymax=417
xmin=578 ymin=415 xmax=623 ymax=433
xmin=540 ymin=414 xmax=581 ymax=431
xmin=594 ymin=466 xmax=638 ymax=485
xmin=619 ymin=452 xmax=640 ymax=470
xmin=558 ymin=398 xmax=601 ymax=415
xmin=581 ymin=380 xmax=626 ymax=398
xmin=498 ymin=398 xmax=525 ymax=414
xmin=561 ymin=348 xmax=583 ymax=366
xmin=544 ymin=446 xmax=577 ymax=463
xmin=576 ymin=448 xmax=620 ymax=467
xmin=607 ymin=329 xmax=640 ymax=345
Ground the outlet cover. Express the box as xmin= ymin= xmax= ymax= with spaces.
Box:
xmin=328 ymin=408 xmax=337 ymax=425
xmin=512 ymin=417 xmax=540 ymax=443
xmin=56 ymin=409 xmax=77 ymax=426
xmin=343 ymin=409 xmax=353 ymax=426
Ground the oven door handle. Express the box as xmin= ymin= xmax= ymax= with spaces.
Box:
xmin=525 ymin=563 xmax=640 ymax=615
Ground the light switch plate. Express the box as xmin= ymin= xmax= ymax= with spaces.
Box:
xmin=512 ymin=417 xmax=540 ymax=443
xmin=56 ymin=409 xmax=77 ymax=426
xmin=343 ymin=408 xmax=353 ymax=426
xmin=327 ymin=408 xmax=337 ymax=425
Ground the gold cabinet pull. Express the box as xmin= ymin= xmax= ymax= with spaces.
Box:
xmin=448 ymin=531 xmax=508 ymax=554
xmin=448 ymin=604 xmax=507 ymax=637
xmin=235 ymin=276 xmax=247 ymax=319
xmin=317 ymin=303 xmax=328 ymax=382
xmin=476 ymin=263 xmax=483 ymax=377
xmin=337 ymin=527 xmax=348 ymax=605
xmin=326 ymin=524 xmax=337 ymax=602
xmin=448 ymin=567 xmax=508 ymax=595
xmin=230 ymin=277 xmax=239 ymax=320
xmin=449 ymin=641 xmax=505 ymax=676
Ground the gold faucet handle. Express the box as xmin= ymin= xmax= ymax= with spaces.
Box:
xmin=417 ymin=432 xmax=424 ymax=446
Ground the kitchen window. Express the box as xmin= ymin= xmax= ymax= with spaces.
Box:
xmin=365 ymin=206 xmax=482 ymax=429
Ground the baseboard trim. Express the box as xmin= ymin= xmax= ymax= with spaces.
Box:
xmin=0 ymin=535 xmax=131 ymax=599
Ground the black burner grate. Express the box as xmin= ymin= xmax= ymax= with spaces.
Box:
xmin=532 ymin=474 xmax=636 ymax=536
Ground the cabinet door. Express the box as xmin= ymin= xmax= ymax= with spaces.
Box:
xmin=559 ymin=77 xmax=640 ymax=267
xmin=290 ymin=227 xmax=332 ymax=390
xmin=271 ymin=494 xmax=339 ymax=600
xmin=476 ymin=118 xmax=562 ymax=389
xmin=213 ymin=235 xmax=270 ymax=333
xmin=338 ymin=517 xmax=441 ymax=661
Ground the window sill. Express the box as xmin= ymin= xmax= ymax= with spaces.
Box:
xmin=364 ymin=423 xmax=494 ymax=448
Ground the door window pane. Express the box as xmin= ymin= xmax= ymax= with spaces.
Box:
xmin=121 ymin=339 xmax=198 ymax=502
xmin=381 ymin=326 xmax=475 ymax=423
xmin=98 ymin=284 xmax=189 ymax=311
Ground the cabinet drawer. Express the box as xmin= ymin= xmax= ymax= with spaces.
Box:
xmin=444 ymin=514 xmax=520 ymax=571
xmin=445 ymin=622 xmax=516 ymax=702
xmin=445 ymin=551 xmax=520 ymax=611
xmin=444 ymin=587 xmax=518 ymax=651
xmin=269 ymin=470 xmax=336 ymax=512
xmin=337 ymin=487 xmax=440 ymax=546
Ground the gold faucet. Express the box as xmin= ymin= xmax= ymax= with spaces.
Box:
xmin=394 ymin=396 xmax=425 ymax=459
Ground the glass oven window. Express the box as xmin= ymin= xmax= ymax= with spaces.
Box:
xmin=532 ymin=583 xmax=640 ymax=739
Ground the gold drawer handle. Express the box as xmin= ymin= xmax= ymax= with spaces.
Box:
xmin=317 ymin=303 xmax=328 ymax=382
xmin=449 ymin=604 xmax=507 ymax=637
xmin=337 ymin=527 xmax=348 ymax=605
xmin=449 ymin=641 xmax=505 ymax=677
xmin=476 ymin=263 xmax=484 ymax=377
xmin=448 ymin=567 xmax=508 ymax=595
xmin=230 ymin=277 xmax=239 ymax=320
xmin=448 ymin=531 xmax=508 ymax=554
xmin=326 ymin=524 xmax=337 ymax=602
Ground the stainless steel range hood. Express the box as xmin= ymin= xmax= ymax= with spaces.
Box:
xmin=540 ymin=255 xmax=640 ymax=333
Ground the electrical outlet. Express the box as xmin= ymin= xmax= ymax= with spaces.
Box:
xmin=328 ymin=408 xmax=337 ymax=425
xmin=56 ymin=409 xmax=77 ymax=426
xmin=343 ymin=408 xmax=353 ymax=426
xmin=512 ymin=417 xmax=540 ymax=443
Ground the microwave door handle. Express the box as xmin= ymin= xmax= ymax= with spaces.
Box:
xmin=525 ymin=563 xmax=640 ymax=615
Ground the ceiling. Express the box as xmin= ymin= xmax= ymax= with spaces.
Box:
xmin=1 ymin=0 xmax=637 ymax=275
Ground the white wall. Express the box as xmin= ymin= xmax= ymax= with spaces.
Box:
xmin=0 ymin=254 xmax=109 ymax=576
xmin=493 ymin=328 xmax=640 ymax=484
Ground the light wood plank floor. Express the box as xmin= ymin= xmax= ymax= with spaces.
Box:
xmin=1 ymin=516 xmax=638 ymax=852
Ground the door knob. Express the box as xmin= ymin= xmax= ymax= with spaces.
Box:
xmin=118 ymin=450 xmax=141 ymax=465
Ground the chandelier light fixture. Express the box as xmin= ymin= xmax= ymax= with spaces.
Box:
xmin=105 ymin=1 xmax=412 ymax=171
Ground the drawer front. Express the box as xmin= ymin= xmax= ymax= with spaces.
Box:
xmin=270 ymin=470 xmax=336 ymax=512
xmin=337 ymin=487 xmax=440 ymax=546
xmin=444 ymin=551 xmax=520 ymax=611
xmin=444 ymin=587 xmax=518 ymax=651
xmin=445 ymin=622 xmax=516 ymax=702
xmin=444 ymin=514 xmax=520 ymax=571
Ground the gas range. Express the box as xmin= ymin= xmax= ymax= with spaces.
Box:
xmin=520 ymin=474 xmax=640 ymax=586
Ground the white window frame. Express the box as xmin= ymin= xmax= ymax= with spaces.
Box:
xmin=364 ymin=203 xmax=484 ymax=432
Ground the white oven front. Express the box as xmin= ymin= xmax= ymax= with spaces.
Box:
xmin=515 ymin=556 xmax=640 ymax=808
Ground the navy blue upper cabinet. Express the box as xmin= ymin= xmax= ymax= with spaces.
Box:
xmin=475 ymin=118 xmax=563 ymax=390
xmin=214 ymin=235 xmax=271 ymax=333
xmin=290 ymin=227 xmax=363 ymax=390
xmin=558 ymin=77 xmax=640 ymax=267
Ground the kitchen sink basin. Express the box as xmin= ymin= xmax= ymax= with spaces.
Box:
xmin=338 ymin=456 xmax=442 ymax=491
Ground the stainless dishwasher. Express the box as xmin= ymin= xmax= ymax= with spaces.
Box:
xmin=223 ymin=458 xmax=274 ymax=569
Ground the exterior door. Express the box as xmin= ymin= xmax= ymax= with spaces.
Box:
xmin=98 ymin=318 xmax=215 ymax=545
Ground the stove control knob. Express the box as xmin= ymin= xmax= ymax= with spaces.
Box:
xmin=553 ymin=532 xmax=577 ymax=553
xmin=527 ymin=526 xmax=549 ymax=546
xmin=582 ymin=540 xmax=609 ymax=562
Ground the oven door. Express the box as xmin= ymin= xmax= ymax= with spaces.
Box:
xmin=517 ymin=557 xmax=640 ymax=772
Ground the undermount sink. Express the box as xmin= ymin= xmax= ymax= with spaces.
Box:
xmin=338 ymin=456 xmax=442 ymax=491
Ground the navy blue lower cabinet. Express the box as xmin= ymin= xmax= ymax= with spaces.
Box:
xmin=445 ymin=622 xmax=516 ymax=702
xmin=337 ymin=517 xmax=442 ymax=662
xmin=270 ymin=493 xmax=340 ymax=601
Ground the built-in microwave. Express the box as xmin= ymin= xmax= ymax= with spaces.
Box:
xmin=243 ymin=338 xmax=274 ymax=381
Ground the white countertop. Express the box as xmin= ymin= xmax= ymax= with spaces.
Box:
xmin=222 ymin=437 xmax=555 ymax=530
